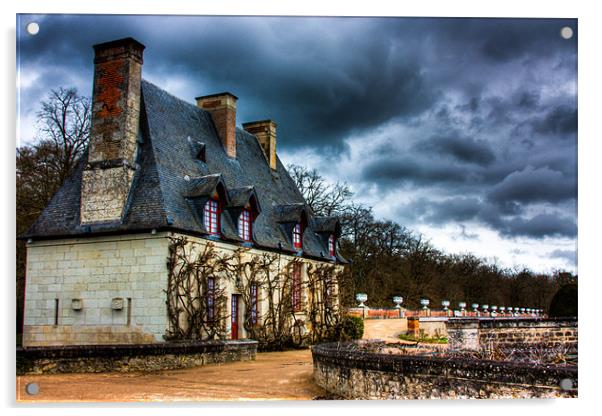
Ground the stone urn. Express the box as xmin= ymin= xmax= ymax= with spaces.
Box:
xmin=356 ymin=293 xmax=368 ymax=308
xmin=393 ymin=296 xmax=404 ymax=309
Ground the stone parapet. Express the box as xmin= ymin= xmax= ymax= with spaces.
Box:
xmin=447 ymin=317 xmax=578 ymax=352
xmin=312 ymin=341 xmax=577 ymax=399
xmin=17 ymin=340 xmax=258 ymax=375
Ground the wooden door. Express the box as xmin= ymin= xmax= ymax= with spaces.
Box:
xmin=231 ymin=294 xmax=239 ymax=340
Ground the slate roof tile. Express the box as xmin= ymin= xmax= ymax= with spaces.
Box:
xmin=23 ymin=79 xmax=346 ymax=264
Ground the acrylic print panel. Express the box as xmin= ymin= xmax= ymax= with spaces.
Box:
xmin=16 ymin=14 xmax=577 ymax=402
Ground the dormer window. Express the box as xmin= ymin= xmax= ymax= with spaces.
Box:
xmin=293 ymin=223 xmax=303 ymax=249
xmin=238 ymin=209 xmax=252 ymax=242
xmin=328 ymin=234 xmax=335 ymax=257
xmin=204 ymin=198 xmax=220 ymax=236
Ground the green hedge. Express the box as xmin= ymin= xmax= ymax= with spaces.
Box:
xmin=336 ymin=316 xmax=364 ymax=340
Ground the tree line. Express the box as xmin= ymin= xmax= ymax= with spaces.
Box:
xmin=288 ymin=164 xmax=577 ymax=311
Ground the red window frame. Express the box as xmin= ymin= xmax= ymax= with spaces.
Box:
xmin=292 ymin=263 xmax=302 ymax=312
xmin=328 ymin=234 xmax=336 ymax=256
xmin=238 ymin=209 xmax=252 ymax=242
xmin=250 ymin=284 xmax=258 ymax=325
xmin=292 ymin=223 xmax=302 ymax=249
xmin=204 ymin=198 xmax=220 ymax=236
xmin=207 ymin=277 xmax=215 ymax=321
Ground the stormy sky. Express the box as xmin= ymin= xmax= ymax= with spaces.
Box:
xmin=16 ymin=15 xmax=578 ymax=273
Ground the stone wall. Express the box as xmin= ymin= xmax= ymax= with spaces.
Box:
xmin=447 ymin=318 xmax=578 ymax=352
xmin=17 ymin=340 xmax=257 ymax=375
xmin=312 ymin=341 xmax=577 ymax=399
xmin=23 ymin=233 xmax=170 ymax=346
xmin=23 ymin=231 xmax=344 ymax=346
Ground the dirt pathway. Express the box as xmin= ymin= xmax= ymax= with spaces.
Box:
xmin=17 ymin=349 xmax=324 ymax=402
xmin=362 ymin=318 xmax=409 ymax=343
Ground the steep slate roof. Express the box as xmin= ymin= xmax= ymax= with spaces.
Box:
xmin=24 ymin=80 xmax=345 ymax=263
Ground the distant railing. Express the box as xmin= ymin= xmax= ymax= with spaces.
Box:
xmin=346 ymin=307 xmax=544 ymax=320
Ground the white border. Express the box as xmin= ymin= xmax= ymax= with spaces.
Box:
xmin=3 ymin=1 xmax=601 ymax=414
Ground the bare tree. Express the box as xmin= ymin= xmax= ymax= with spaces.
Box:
xmin=288 ymin=164 xmax=353 ymax=217
xmin=35 ymin=87 xmax=91 ymax=183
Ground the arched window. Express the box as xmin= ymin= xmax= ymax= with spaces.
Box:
xmin=204 ymin=198 xmax=220 ymax=236
xmin=238 ymin=209 xmax=252 ymax=241
xmin=328 ymin=234 xmax=336 ymax=257
xmin=292 ymin=223 xmax=302 ymax=249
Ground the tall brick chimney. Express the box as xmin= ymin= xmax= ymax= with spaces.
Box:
xmin=80 ymin=37 xmax=145 ymax=224
xmin=196 ymin=93 xmax=238 ymax=158
xmin=243 ymin=120 xmax=277 ymax=170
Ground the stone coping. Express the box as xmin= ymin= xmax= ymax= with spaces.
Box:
xmin=312 ymin=341 xmax=577 ymax=388
xmin=448 ymin=317 xmax=577 ymax=328
xmin=17 ymin=339 xmax=258 ymax=360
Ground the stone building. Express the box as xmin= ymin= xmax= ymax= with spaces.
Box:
xmin=21 ymin=37 xmax=345 ymax=347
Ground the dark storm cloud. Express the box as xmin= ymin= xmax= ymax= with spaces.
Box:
xmin=361 ymin=157 xmax=469 ymax=186
xmin=496 ymin=214 xmax=577 ymax=239
xmin=18 ymin=15 xmax=440 ymax=150
xmin=415 ymin=135 xmax=495 ymax=166
xmin=18 ymin=15 xmax=577 ymax=248
xmin=397 ymin=196 xmax=575 ymax=240
xmin=487 ymin=166 xmax=576 ymax=206
xmin=549 ymin=249 xmax=577 ymax=265
xmin=532 ymin=105 xmax=578 ymax=136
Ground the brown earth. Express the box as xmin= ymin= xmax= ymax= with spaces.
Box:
xmin=362 ymin=318 xmax=410 ymax=343
xmin=16 ymin=349 xmax=324 ymax=403
xmin=16 ymin=319 xmax=412 ymax=403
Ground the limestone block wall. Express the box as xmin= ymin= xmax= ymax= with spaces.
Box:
xmin=23 ymin=231 xmax=344 ymax=347
xmin=23 ymin=233 xmax=170 ymax=347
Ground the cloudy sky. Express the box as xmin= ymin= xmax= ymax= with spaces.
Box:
xmin=16 ymin=15 xmax=577 ymax=274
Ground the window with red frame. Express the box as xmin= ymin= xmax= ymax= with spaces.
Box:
xmin=207 ymin=277 xmax=215 ymax=321
xmin=292 ymin=223 xmax=302 ymax=249
xmin=328 ymin=234 xmax=336 ymax=256
xmin=238 ymin=209 xmax=252 ymax=241
xmin=292 ymin=263 xmax=302 ymax=312
xmin=250 ymin=284 xmax=258 ymax=325
xmin=204 ymin=198 xmax=220 ymax=236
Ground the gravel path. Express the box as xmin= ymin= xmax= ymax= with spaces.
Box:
xmin=17 ymin=349 xmax=324 ymax=402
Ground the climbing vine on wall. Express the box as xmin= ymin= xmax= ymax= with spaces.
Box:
xmin=165 ymin=235 xmax=342 ymax=349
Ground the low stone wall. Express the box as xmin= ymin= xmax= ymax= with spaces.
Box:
xmin=312 ymin=341 xmax=577 ymax=399
xmin=17 ymin=340 xmax=258 ymax=375
xmin=447 ymin=318 xmax=577 ymax=352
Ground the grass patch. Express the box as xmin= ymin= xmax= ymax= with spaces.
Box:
xmin=399 ymin=333 xmax=448 ymax=344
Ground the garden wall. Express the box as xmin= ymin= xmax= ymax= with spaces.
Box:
xmin=312 ymin=341 xmax=577 ymax=399
xmin=447 ymin=317 xmax=577 ymax=352
xmin=17 ymin=340 xmax=257 ymax=375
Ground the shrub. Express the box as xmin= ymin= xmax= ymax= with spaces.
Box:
xmin=336 ymin=316 xmax=364 ymax=340
xmin=549 ymin=284 xmax=578 ymax=317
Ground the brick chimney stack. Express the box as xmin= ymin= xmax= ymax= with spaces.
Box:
xmin=196 ymin=93 xmax=238 ymax=158
xmin=80 ymin=37 xmax=145 ymax=224
xmin=243 ymin=120 xmax=277 ymax=170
